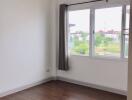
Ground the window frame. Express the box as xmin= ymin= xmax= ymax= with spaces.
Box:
xmin=93 ymin=6 xmax=123 ymax=58
xmin=67 ymin=9 xmax=91 ymax=56
xmin=121 ymin=5 xmax=127 ymax=59
xmin=67 ymin=3 xmax=130 ymax=60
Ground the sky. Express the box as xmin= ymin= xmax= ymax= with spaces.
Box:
xmin=69 ymin=6 xmax=130 ymax=33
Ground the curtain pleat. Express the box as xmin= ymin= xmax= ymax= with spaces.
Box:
xmin=58 ymin=4 xmax=69 ymax=71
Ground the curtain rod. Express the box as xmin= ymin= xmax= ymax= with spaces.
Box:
xmin=68 ymin=0 xmax=108 ymax=6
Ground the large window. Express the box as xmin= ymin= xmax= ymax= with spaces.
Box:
xmin=68 ymin=5 xmax=130 ymax=59
xmin=68 ymin=9 xmax=90 ymax=55
xmin=94 ymin=7 xmax=122 ymax=57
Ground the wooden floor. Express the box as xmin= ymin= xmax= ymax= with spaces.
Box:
xmin=0 ymin=80 xmax=127 ymax=100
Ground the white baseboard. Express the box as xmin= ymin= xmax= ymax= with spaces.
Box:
xmin=57 ymin=77 xmax=127 ymax=96
xmin=0 ymin=77 xmax=54 ymax=98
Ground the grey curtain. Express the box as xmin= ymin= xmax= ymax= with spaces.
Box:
xmin=58 ymin=4 xmax=69 ymax=71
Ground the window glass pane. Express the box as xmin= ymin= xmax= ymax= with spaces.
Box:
xmin=126 ymin=5 xmax=130 ymax=29
xmin=125 ymin=30 xmax=129 ymax=58
xmin=95 ymin=7 xmax=122 ymax=57
xmin=68 ymin=9 xmax=90 ymax=55
xmin=125 ymin=5 xmax=130 ymax=58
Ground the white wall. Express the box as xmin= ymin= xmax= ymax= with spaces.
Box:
xmin=51 ymin=0 xmax=129 ymax=94
xmin=58 ymin=56 xmax=128 ymax=92
xmin=50 ymin=0 xmax=59 ymax=77
xmin=0 ymin=0 xmax=51 ymax=94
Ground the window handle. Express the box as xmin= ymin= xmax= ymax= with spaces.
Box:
xmin=123 ymin=29 xmax=129 ymax=30
xmin=93 ymin=30 xmax=95 ymax=34
xmin=123 ymin=34 xmax=129 ymax=35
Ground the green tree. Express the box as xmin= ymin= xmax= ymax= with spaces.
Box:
xmin=71 ymin=31 xmax=89 ymax=54
xmin=95 ymin=33 xmax=112 ymax=47
xmin=71 ymin=31 xmax=120 ymax=55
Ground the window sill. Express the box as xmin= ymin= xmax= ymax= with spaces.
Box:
xmin=69 ymin=54 xmax=128 ymax=62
